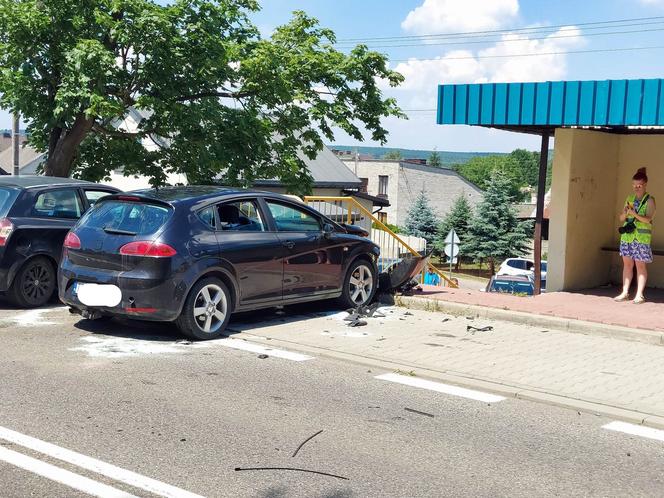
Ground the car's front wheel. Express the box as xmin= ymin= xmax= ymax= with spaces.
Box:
xmin=339 ymin=258 xmax=377 ymax=309
xmin=175 ymin=278 xmax=232 ymax=340
xmin=8 ymin=256 xmax=56 ymax=308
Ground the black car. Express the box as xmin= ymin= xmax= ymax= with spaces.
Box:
xmin=60 ymin=187 xmax=380 ymax=339
xmin=0 ymin=176 xmax=119 ymax=307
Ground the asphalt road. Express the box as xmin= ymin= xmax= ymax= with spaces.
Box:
xmin=0 ymin=302 xmax=663 ymax=497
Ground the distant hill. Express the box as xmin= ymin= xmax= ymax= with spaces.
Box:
xmin=328 ymin=145 xmax=506 ymax=168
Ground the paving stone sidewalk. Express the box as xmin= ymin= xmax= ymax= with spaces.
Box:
xmin=228 ymin=305 xmax=664 ymax=420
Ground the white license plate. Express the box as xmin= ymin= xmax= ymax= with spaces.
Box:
xmin=73 ymin=283 xmax=122 ymax=307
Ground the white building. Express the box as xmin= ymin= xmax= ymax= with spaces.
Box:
xmin=341 ymin=159 xmax=483 ymax=226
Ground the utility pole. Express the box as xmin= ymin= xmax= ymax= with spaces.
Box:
xmin=12 ymin=112 xmax=20 ymax=176
xmin=353 ymin=146 xmax=358 ymax=176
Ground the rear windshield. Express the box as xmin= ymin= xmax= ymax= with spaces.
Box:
xmin=79 ymin=200 xmax=172 ymax=236
xmin=0 ymin=188 xmax=19 ymax=217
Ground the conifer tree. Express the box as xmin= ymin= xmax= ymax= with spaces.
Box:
xmin=434 ymin=194 xmax=472 ymax=268
xmin=404 ymin=191 xmax=440 ymax=247
xmin=462 ymin=171 xmax=532 ymax=274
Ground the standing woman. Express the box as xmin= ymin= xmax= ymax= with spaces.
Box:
xmin=615 ymin=168 xmax=656 ymax=304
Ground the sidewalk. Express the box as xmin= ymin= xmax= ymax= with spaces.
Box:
xmin=227 ymin=304 xmax=664 ymax=428
xmin=411 ymin=284 xmax=664 ymax=334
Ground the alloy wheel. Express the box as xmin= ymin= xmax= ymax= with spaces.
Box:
xmin=192 ymin=284 xmax=228 ymax=334
xmin=21 ymin=262 xmax=53 ymax=305
xmin=349 ymin=264 xmax=373 ymax=305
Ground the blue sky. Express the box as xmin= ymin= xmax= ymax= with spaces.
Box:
xmin=3 ymin=0 xmax=664 ymax=152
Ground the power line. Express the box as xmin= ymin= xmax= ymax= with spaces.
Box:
xmin=335 ymin=25 xmax=664 ymax=50
xmin=336 ymin=15 xmax=664 ymax=43
xmin=389 ymin=44 xmax=664 ymax=63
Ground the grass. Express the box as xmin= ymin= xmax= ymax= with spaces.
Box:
xmin=432 ymin=258 xmax=492 ymax=280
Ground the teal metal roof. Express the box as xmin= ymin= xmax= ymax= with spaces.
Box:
xmin=437 ymin=79 xmax=664 ymax=132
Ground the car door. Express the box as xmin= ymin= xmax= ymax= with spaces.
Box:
xmin=214 ymin=198 xmax=284 ymax=305
xmin=26 ymin=187 xmax=86 ymax=260
xmin=263 ymin=198 xmax=345 ymax=299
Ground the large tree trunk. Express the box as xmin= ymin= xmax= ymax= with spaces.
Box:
xmin=44 ymin=114 xmax=94 ymax=177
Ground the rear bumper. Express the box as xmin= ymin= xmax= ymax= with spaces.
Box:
xmin=58 ymin=263 xmax=184 ymax=322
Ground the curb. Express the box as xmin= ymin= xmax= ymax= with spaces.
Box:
xmin=396 ymin=295 xmax=664 ymax=347
xmin=227 ymin=331 xmax=664 ymax=431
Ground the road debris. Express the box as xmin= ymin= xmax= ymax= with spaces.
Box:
xmin=257 ymin=354 xmax=269 ymax=359
xmin=234 ymin=467 xmax=348 ymax=481
xmin=292 ymin=429 xmax=324 ymax=457
xmin=466 ymin=325 xmax=493 ymax=334
xmin=404 ymin=407 xmax=434 ymax=418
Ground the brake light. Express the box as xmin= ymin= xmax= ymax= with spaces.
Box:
xmin=117 ymin=196 xmax=141 ymax=201
xmin=119 ymin=241 xmax=177 ymax=257
xmin=63 ymin=232 xmax=81 ymax=250
xmin=0 ymin=218 xmax=14 ymax=246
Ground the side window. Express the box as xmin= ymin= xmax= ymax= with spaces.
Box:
xmin=33 ymin=189 xmax=83 ymax=219
xmin=507 ymin=260 xmax=522 ymax=270
xmin=198 ymin=206 xmax=216 ymax=229
xmin=266 ymin=201 xmax=321 ymax=232
xmin=84 ymin=190 xmax=112 ymax=207
xmin=217 ymin=200 xmax=265 ymax=232
xmin=525 ymin=261 xmax=534 ymax=270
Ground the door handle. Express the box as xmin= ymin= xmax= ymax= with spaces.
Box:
xmin=283 ymin=240 xmax=295 ymax=250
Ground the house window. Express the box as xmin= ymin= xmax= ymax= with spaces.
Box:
xmin=359 ymin=177 xmax=368 ymax=193
xmin=378 ymin=175 xmax=389 ymax=197
xmin=377 ymin=212 xmax=388 ymax=224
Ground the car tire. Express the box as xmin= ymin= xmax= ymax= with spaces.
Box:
xmin=8 ymin=256 xmax=57 ymax=308
xmin=175 ymin=278 xmax=232 ymax=340
xmin=338 ymin=258 xmax=377 ymax=309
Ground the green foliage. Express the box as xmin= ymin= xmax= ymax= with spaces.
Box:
xmin=433 ymin=194 xmax=472 ymax=255
xmin=383 ymin=150 xmax=403 ymax=160
xmin=454 ymin=149 xmax=547 ymax=202
xmin=403 ymin=191 xmax=440 ymax=244
xmin=428 ymin=148 xmax=442 ymax=167
xmin=461 ymin=171 xmax=532 ymax=274
xmin=372 ymin=221 xmax=400 ymax=234
xmin=0 ymin=1 xmax=404 ymax=192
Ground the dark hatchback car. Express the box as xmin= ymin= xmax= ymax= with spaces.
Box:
xmin=0 ymin=176 xmax=119 ymax=307
xmin=60 ymin=187 xmax=380 ymax=339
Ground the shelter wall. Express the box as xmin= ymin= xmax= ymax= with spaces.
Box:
xmin=548 ymin=129 xmax=618 ymax=291
xmin=610 ymin=135 xmax=664 ymax=287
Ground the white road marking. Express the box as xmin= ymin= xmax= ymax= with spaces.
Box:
xmin=375 ymin=373 xmax=506 ymax=403
xmin=0 ymin=445 xmax=137 ymax=498
xmin=214 ymin=337 xmax=314 ymax=361
xmin=0 ymin=426 xmax=205 ymax=498
xmin=603 ymin=421 xmax=664 ymax=442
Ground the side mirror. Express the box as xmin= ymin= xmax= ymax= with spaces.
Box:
xmin=322 ymin=223 xmax=334 ymax=237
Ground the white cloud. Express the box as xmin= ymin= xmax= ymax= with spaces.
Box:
xmin=384 ymin=26 xmax=586 ymax=111
xmin=402 ymin=0 xmax=519 ymax=34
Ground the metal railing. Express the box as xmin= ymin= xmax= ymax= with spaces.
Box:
xmin=303 ymin=196 xmax=457 ymax=288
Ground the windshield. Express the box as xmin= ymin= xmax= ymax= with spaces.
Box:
xmin=77 ymin=200 xmax=172 ymax=236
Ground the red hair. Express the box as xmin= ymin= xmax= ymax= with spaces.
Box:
xmin=633 ymin=167 xmax=648 ymax=183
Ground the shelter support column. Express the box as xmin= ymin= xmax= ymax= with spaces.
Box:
xmin=534 ymin=132 xmax=549 ymax=295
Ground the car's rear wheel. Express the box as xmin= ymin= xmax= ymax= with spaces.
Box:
xmin=8 ymin=256 xmax=56 ymax=308
xmin=338 ymin=259 xmax=377 ymax=309
xmin=175 ymin=278 xmax=231 ymax=340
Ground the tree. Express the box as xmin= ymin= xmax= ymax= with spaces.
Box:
xmin=462 ymin=171 xmax=532 ymax=275
xmin=0 ymin=1 xmax=404 ymax=193
xmin=454 ymin=150 xmax=541 ymax=202
xmin=403 ymin=191 xmax=439 ymax=246
xmin=383 ymin=150 xmax=403 ymax=160
xmin=428 ymin=148 xmax=442 ymax=167
xmin=434 ymin=194 xmax=472 ymax=269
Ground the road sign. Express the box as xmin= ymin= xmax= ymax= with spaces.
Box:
xmin=444 ymin=229 xmax=460 ymax=259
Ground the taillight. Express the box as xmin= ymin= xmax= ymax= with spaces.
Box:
xmin=63 ymin=232 xmax=81 ymax=250
xmin=0 ymin=218 xmax=14 ymax=246
xmin=119 ymin=241 xmax=177 ymax=258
